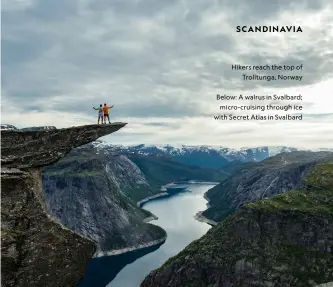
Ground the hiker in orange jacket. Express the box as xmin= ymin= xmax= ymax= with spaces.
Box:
xmin=103 ymin=103 xmax=114 ymax=124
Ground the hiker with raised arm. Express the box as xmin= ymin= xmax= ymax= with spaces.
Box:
xmin=93 ymin=104 xmax=104 ymax=124
xmin=103 ymin=103 xmax=114 ymax=124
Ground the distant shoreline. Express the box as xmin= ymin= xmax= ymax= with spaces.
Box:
xmin=139 ymin=181 xmax=219 ymax=227
xmin=194 ymin=211 xmax=218 ymax=226
xmin=193 ymin=186 xmax=218 ymax=226
xmin=137 ymin=192 xmax=170 ymax=208
xmin=94 ymin=236 xmax=167 ymax=257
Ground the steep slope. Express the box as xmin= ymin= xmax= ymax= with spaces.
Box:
xmin=42 ymin=142 xmax=226 ymax=253
xmin=42 ymin=144 xmax=166 ymax=253
xmin=127 ymin=153 xmax=227 ymax=191
xmin=220 ymin=160 xmax=256 ymax=175
xmin=203 ymin=151 xmax=333 ymax=222
xmin=141 ymin=162 xmax=333 ymax=287
xmin=1 ymin=124 xmax=126 ymax=287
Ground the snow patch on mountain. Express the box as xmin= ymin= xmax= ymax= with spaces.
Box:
xmin=1 ymin=124 xmax=18 ymax=130
xmin=20 ymin=126 xmax=57 ymax=131
xmin=90 ymin=141 xmax=302 ymax=164
xmin=267 ymin=146 xmax=297 ymax=157
xmin=1 ymin=124 xmax=57 ymax=131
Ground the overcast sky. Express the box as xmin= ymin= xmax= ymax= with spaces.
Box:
xmin=1 ymin=0 xmax=333 ymax=149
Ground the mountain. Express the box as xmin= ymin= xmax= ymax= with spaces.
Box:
xmin=1 ymin=124 xmax=126 ymax=287
xmin=219 ymin=160 xmax=253 ymax=175
xmin=42 ymin=141 xmax=228 ymax=253
xmin=42 ymin=144 xmax=166 ymax=253
xmin=96 ymin=142 xmax=298 ymax=169
xmin=202 ymin=151 xmax=333 ymax=223
xmin=20 ymin=126 xmax=57 ymax=131
xmin=0 ymin=124 xmax=18 ymax=131
xmin=141 ymin=161 xmax=333 ymax=287
xmin=127 ymin=153 xmax=227 ymax=190
xmin=0 ymin=124 xmax=56 ymax=131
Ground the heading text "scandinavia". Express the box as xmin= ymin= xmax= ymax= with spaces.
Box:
xmin=236 ymin=26 xmax=302 ymax=32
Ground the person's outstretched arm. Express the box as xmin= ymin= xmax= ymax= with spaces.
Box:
xmin=93 ymin=107 xmax=98 ymax=110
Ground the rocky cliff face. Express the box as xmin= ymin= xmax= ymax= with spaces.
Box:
xmin=42 ymin=143 xmax=166 ymax=253
xmin=1 ymin=124 xmax=126 ymax=287
xmin=141 ymin=162 xmax=333 ymax=287
xmin=41 ymin=140 xmax=225 ymax=253
xmin=203 ymin=151 xmax=333 ymax=222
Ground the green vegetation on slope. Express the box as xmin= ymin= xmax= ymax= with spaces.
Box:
xmin=306 ymin=162 xmax=333 ymax=190
xmin=128 ymin=154 xmax=227 ymax=191
xmin=248 ymin=162 xmax=333 ymax=213
xmin=247 ymin=189 xmax=333 ymax=214
xmin=142 ymin=162 xmax=333 ymax=287
xmin=203 ymin=152 xmax=333 ymax=223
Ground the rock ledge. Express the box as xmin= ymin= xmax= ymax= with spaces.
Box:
xmin=1 ymin=123 xmax=126 ymax=287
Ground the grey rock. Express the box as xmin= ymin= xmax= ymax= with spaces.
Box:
xmin=1 ymin=124 xmax=126 ymax=287
xmin=203 ymin=151 xmax=333 ymax=222
xmin=1 ymin=123 xmax=126 ymax=169
xmin=317 ymin=283 xmax=333 ymax=287
xmin=42 ymin=143 xmax=166 ymax=252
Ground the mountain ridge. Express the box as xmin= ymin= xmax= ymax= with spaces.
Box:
xmin=202 ymin=151 xmax=333 ymax=223
xmin=93 ymin=141 xmax=333 ymax=167
xmin=92 ymin=141 xmax=303 ymax=170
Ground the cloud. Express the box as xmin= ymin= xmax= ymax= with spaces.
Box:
xmin=1 ymin=0 xmax=333 ymax=148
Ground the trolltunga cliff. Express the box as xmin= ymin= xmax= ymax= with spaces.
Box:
xmin=1 ymin=123 xmax=126 ymax=287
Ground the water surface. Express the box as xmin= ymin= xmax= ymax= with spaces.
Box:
xmin=107 ymin=184 xmax=213 ymax=287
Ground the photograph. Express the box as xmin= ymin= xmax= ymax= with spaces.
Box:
xmin=1 ymin=1 xmax=333 ymax=287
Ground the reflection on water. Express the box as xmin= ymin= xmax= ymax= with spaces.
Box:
xmin=108 ymin=184 xmax=212 ymax=287
xmin=78 ymin=184 xmax=213 ymax=287
xmin=77 ymin=242 xmax=164 ymax=287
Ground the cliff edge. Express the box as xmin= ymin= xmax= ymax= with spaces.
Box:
xmin=1 ymin=123 xmax=127 ymax=287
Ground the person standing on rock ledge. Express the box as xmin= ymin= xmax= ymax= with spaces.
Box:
xmin=103 ymin=103 xmax=114 ymax=124
xmin=93 ymin=104 xmax=104 ymax=124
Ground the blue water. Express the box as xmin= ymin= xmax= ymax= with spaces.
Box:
xmin=79 ymin=184 xmax=213 ymax=287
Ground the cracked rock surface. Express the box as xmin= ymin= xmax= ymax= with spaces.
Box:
xmin=1 ymin=124 xmax=126 ymax=287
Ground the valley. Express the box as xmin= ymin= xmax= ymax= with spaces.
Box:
xmin=42 ymin=142 xmax=227 ymax=254
xmin=41 ymin=141 xmax=302 ymax=256
xmin=39 ymin=140 xmax=333 ymax=287
xmin=7 ymin=129 xmax=330 ymax=287
xmin=141 ymin=159 xmax=333 ymax=287
xmin=79 ymin=183 xmax=214 ymax=287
